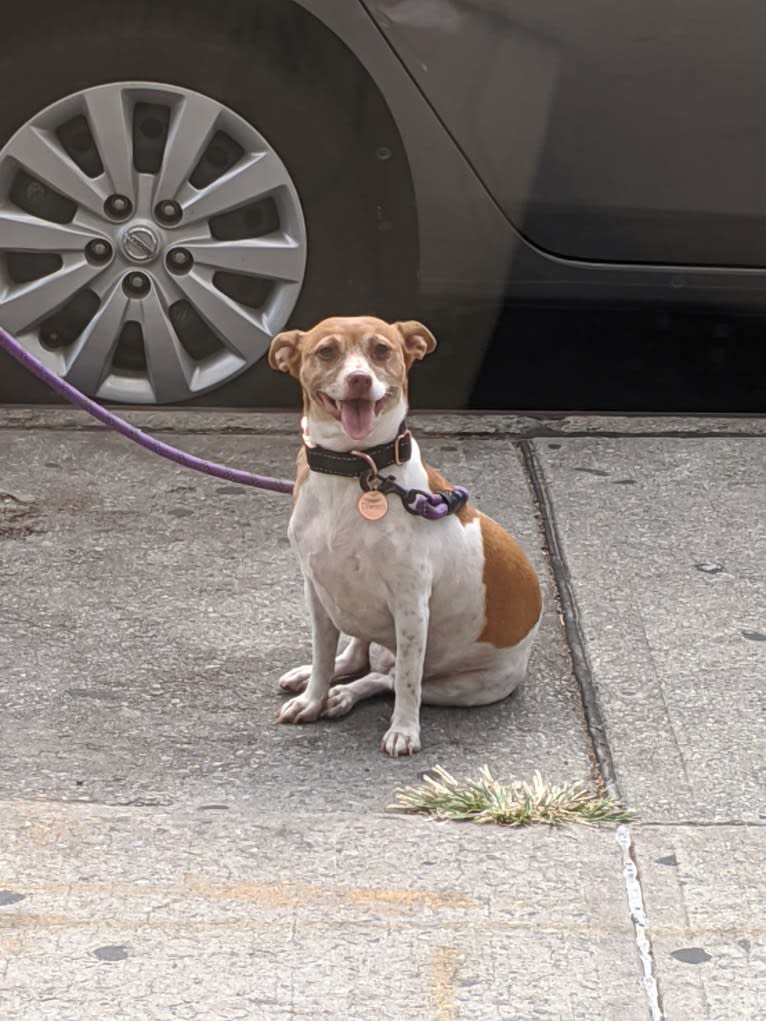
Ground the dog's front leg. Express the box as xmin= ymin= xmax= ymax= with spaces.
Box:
xmin=277 ymin=580 xmax=338 ymax=724
xmin=381 ymin=595 xmax=429 ymax=757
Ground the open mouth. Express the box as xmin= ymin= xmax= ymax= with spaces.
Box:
xmin=316 ymin=392 xmax=388 ymax=441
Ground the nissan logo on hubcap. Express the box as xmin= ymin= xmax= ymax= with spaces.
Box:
xmin=121 ymin=224 xmax=160 ymax=263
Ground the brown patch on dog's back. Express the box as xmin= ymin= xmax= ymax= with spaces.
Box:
xmin=478 ymin=514 xmax=541 ymax=647
xmin=425 ymin=462 xmax=540 ymax=646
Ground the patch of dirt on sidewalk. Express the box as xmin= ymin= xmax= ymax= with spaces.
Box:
xmin=1 ymin=492 xmax=44 ymax=539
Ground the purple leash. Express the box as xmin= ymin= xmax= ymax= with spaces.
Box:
xmin=0 ymin=326 xmax=294 ymax=495
xmin=0 ymin=326 xmax=467 ymax=518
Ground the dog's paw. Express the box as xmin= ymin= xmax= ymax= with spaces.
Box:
xmin=277 ymin=664 xmax=311 ymax=693
xmin=381 ymin=724 xmax=421 ymax=758
xmin=277 ymin=694 xmax=326 ymax=724
xmin=322 ymin=684 xmax=355 ymax=719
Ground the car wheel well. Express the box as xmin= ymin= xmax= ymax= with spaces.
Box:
xmin=4 ymin=0 xmax=410 ymax=181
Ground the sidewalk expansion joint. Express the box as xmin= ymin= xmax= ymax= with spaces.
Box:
xmin=519 ymin=439 xmax=620 ymax=798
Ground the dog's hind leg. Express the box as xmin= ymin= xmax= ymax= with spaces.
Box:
xmin=323 ymin=664 xmax=394 ymax=719
xmin=333 ymin=637 xmax=373 ymax=679
xmin=278 ymin=637 xmax=371 ymax=693
xmin=421 ymin=627 xmax=537 ymax=706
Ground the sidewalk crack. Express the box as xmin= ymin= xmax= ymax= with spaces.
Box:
xmin=617 ymin=825 xmax=665 ymax=1021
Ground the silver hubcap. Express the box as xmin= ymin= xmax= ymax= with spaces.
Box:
xmin=0 ymin=82 xmax=307 ymax=403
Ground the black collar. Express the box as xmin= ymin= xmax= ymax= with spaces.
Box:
xmin=304 ymin=421 xmax=412 ymax=479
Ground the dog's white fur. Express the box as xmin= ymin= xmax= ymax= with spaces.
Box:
xmin=269 ymin=316 xmax=542 ymax=757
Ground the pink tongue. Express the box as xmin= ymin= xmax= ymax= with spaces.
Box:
xmin=340 ymin=399 xmax=375 ymax=441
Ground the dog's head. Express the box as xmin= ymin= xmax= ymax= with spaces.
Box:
xmin=268 ymin=316 xmax=436 ymax=446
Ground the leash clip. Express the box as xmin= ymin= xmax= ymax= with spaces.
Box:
xmin=436 ymin=486 xmax=469 ymax=515
xmin=373 ymin=476 xmax=469 ymax=520
xmin=403 ymin=485 xmax=469 ymax=519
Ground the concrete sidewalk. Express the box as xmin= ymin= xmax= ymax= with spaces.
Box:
xmin=1 ymin=409 xmax=763 ymax=1020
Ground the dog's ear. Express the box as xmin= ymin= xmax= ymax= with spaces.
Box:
xmin=268 ymin=329 xmax=304 ymax=377
xmin=394 ymin=321 xmax=437 ymax=367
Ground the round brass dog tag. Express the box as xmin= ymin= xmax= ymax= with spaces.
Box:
xmin=358 ymin=490 xmax=388 ymax=520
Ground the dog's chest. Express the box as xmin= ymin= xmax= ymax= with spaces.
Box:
xmin=288 ymin=477 xmax=432 ymax=636
xmin=287 ymin=468 xmax=490 ymax=656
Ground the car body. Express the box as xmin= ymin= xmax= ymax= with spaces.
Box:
xmin=1 ymin=0 xmax=764 ymax=410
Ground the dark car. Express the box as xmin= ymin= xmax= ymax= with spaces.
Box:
xmin=1 ymin=0 xmax=764 ymax=411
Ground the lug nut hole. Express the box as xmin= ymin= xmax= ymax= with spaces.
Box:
xmin=104 ymin=194 xmax=133 ymax=220
xmin=155 ymin=199 xmax=182 ymax=225
xmin=123 ymin=272 xmax=151 ymax=298
xmin=166 ymin=247 xmax=193 ymax=273
xmin=85 ymin=239 xmax=113 ymax=264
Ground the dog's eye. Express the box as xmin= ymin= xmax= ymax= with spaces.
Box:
xmin=315 ymin=345 xmax=336 ymax=362
xmin=372 ymin=343 xmax=391 ymax=361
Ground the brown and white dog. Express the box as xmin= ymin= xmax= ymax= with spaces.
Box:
xmin=268 ymin=316 xmax=542 ymax=757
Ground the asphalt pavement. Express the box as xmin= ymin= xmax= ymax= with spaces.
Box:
xmin=1 ymin=407 xmax=763 ymax=1021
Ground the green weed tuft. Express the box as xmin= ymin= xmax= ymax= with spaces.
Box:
xmin=391 ymin=765 xmax=634 ymax=827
